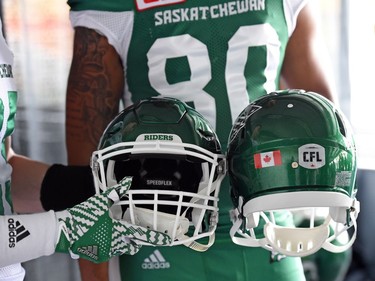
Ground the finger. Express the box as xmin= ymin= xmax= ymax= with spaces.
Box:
xmin=118 ymin=176 xmax=133 ymax=195
xmin=107 ymin=176 xmax=133 ymax=202
xmin=112 ymin=240 xmax=141 ymax=256
xmin=117 ymin=220 xmax=171 ymax=246
xmin=114 ymin=220 xmax=172 ymax=245
xmin=135 ymin=229 xmax=172 ymax=246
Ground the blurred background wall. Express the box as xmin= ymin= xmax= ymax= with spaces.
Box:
xmin=1 ymin=1 xmax=79 ymax=280
xmin=2 ymin=0 xmax=71 ymax=164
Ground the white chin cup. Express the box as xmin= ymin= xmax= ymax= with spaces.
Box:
xmin=123 ymin=206 xmax=190 ymax=241
xmin=263 ymin=221 xmax=330 ymax=257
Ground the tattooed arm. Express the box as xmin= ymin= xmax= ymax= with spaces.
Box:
xmin=66 ymin=26 xmax=124 ymax=165
xmin=65 ymin=26 xmax=125 ymax=281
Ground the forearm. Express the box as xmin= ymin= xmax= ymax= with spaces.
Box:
xmin=9 ymin=153 xmax=49 ymax=214
xmin=9 ymin=153 xmax=95 ymax=213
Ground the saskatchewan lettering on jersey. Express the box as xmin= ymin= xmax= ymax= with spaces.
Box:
xmin=154 ymin=0 xmax=265 ymax=26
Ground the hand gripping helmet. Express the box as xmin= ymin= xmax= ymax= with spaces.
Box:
xmin=91 ymin=97 xmax=226 ymax=251
xmin=227 ymin=89 xmax=359 ymax=257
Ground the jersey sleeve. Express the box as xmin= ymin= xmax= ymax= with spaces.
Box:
xmin=283 ymin=0 xmax=310 ymax=36
xmin=69 ymin=10 xmax=133 ymax=64
xmin=0 ymin=211 xmax=58 ymax=267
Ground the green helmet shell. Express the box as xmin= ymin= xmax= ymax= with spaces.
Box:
xmin=98 ymin=97 xmax=221 ymax=154
xmin=227 ymin=89 xmax=357 ymax=208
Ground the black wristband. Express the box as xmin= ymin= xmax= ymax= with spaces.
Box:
xmin=40 ymin=164 xmax=95 ymax=211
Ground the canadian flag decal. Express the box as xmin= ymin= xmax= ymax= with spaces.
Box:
xmin=135 ymin=0 xmax=186 ymax=11
xmin=254 ymin=150 xmax=282 ymax=169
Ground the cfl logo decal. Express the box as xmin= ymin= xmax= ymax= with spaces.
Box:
xmin=298 ymin=144 xmax=325 ymax=169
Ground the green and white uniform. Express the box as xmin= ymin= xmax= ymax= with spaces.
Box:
xmin=0 ymin=21 xmax=17 ymax=218
xmin=0 ymin=18 xmax=26 ymax=281
xmin=68 ymin=1 xmax=308 ymax=280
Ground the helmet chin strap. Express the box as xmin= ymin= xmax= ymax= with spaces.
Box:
xmin=182 ymin=162 xmax=224 ymax=252
xmin=181 ymin=212 xmax=217 ymax=252
xmin=230 ymin=197 xmax=265 ymax=248
xmin=175 ymin=174 xmax=220 ymax=252
xmin=322 ymin=198 xmax=360 ymax=253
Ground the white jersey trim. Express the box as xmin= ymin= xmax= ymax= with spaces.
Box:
xmin=69 ymin=10 xmax=134 ymax=66
xmin=69 ymin=10 xmax=134 ymax=106
xmin=283 ymin=0 xmax=309 ymax=36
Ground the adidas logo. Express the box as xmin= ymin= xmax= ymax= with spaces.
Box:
xmin=77 ymin=245 xmax=99 ymax=261
xmin=142 ymin=250 xmax=170 ymax=270
xmin=8 ymin=218 xmax=30 ymax=248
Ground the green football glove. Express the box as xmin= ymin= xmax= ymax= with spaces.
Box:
xmin=55 ymin=177 xmax=171 ymax=263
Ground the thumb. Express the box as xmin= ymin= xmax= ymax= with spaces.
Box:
xmin=107 ymin=176 xmax=133 ymax=202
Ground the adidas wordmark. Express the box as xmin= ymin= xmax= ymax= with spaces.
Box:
xmin=78 ymin=245 xmax=99 ymax=261
xmin=8 ymin=218 xmax=30 ymax=248
xmin=142 ymin=250 xmax=170 ymax=270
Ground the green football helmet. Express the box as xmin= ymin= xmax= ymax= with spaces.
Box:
xmin=228 ymin=89 xmax=359 ymax=257
xmin=91 ymin=97 xmax=226 ymax=251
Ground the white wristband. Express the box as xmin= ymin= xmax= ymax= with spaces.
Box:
xmin=0 ymin=211 xmax=58 ymax=267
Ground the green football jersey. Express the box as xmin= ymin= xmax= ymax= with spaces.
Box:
xmin=68 ymin=0 xmax=307 ymax=280
xmin=0 ymin=23 xmax=18 ymax=217
xmin=69 ymin=0 xmax=298 ymax=146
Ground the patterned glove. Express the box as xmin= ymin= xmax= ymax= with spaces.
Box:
xmin=55 ymin=177 xmax=171 ymax=263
